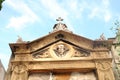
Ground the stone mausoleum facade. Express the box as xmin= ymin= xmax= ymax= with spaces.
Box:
xmin=5 ymin=17 xmax=116 ymax=80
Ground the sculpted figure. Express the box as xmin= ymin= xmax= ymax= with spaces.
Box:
xmin=54 ymin=44 xmax=69 ymax=57
xmin=11 ymin=64 xmax=28 ymax=80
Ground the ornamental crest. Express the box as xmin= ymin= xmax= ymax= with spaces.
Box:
xmin=53 ymin=44 xmax=69 ymax=57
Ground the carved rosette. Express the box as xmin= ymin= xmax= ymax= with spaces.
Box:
xmin=53 ymin=44 xmax=69 ymax=57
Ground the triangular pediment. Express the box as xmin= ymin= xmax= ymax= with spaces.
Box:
xmin=31 ymin=40 xmax=91 ymax=60
xmin=29 ymin=30 xmax=93 ymax=51
xmin=9 ymin=30 xmax=111 ymax=56
xmin=9 ymin=30 xmax=94 ymax=53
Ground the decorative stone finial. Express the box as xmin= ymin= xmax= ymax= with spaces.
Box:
xmin=16 ymin=36 xmax=24 ymax=43
xmin=49 ymin=17 xmax=72 ymax=33
xmin=50 ymin=17 xmax=72 ymax=33
xmin=99 ymin=33 xmax=106 ymax=40
xmin=96 ymin=33 xmax=106 ymax=40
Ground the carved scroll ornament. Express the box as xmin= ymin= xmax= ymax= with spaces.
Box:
xmin=96 ymin=62 xmax=111 ymax=71
xmin=32 ymin=48 xmax=50 ymax=59
xmin=73 ymin=47 xmax=90 ymax=57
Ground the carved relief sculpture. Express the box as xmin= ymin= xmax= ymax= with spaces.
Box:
xmin=53 ymin=44 xmax=69 ymax=57
xmin=11 ymin=64 xmax=28 ymax=80
xmin=96 ymin=62 xmax=111 ymax=71
xmin=96 ymin=62 xmax=114 ymax=80
xmin=32 ymin=48 xmax=50 ymax=59
xmin=73 ymin=47 xmax=90 ymax=57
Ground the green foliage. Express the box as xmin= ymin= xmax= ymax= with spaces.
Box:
xmin=0 ymin=0 xmax=5 ymax=11
xmin=119 ymin=53 xmax=120 ymax=56
xmin=111 ymin=20 xmax=120 ymax=43
xmin=112 ymin=20 xmax=120 ymax=56
xmin=115 ymin=20 xmax=120 ymax=43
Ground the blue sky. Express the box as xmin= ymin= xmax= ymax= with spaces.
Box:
xmin=0 ymin=0 xmax=120 ymax=70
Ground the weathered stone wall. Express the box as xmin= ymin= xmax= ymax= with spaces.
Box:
xmin=0 ymin=60 xmax=5 ymax=80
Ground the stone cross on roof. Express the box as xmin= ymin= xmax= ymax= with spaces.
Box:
xmin=56 ymin=17 xmax=63 ymax=23
xmin=51 ymin=17 xmax=72 ymax=33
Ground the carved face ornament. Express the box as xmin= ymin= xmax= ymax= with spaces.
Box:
xmin=53 ymin=44 xmax=69 ymax=57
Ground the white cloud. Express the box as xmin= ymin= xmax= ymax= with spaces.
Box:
xmin=40 ymin=0 xmax=68 ymax=19
xmin=102 ymin=0 xmax=110 ymax=8
xmin=5 ymin=0 xmax=39 ymax=30
xmin=102 ymin=0 xmax=111 ymax=22
xmin=67 ymin=0 xmax=86 ymax=19
xmin=6 ymin=16 xmax=32 ymax=30
xmin=4 ymin=0 xmax=112 ymax=31
xmin=39 ymin=0 xmax=76 ymax=31
xmin=104 ymin=11 xmax=111 ymax=22
xmin=89 ymin=7 xmax=99 ymax=19
xmin=88 ymin=0 xmax=112 ymax=22
xmin=70 ymin=1 xmax=77 ymax=10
